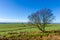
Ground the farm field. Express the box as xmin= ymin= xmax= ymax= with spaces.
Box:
xmin=0 ymin=23 xmax=60 ymax=35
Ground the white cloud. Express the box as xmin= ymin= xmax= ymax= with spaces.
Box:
xmin=0 ymin=18 xmax=28 ymax=22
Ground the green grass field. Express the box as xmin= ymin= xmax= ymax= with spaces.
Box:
xmin=0 ymin=23 xmax=60 ymax=35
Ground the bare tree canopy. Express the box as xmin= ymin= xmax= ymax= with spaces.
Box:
xmin=28 ymin=8 xmax=54 ymax=32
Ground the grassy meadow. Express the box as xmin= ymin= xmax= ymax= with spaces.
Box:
xmin=0 ymin=23 xmax=60 ymax=40
xmin=0 ymin=23 xmax=60 ymax=35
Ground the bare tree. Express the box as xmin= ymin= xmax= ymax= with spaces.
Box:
xmin=28 ymin=8 xmax=54 ymax=32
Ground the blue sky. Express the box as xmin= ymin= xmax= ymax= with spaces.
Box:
xmin=0 ymin=0 xmax=60 ymax=23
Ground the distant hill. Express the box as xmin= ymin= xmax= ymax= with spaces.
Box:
xmin=0 ymin=22 xmax=60 ymax=24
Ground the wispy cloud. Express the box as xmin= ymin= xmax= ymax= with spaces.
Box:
xmin=0 ymin=18 xmax=28 ymax=22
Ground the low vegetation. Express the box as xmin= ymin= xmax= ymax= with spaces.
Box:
xmin=0 ymin=23 xmax=60 ymax=40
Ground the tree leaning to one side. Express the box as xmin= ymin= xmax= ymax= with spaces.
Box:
xmin=28 ymin=8 xmax=54 ymax=32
